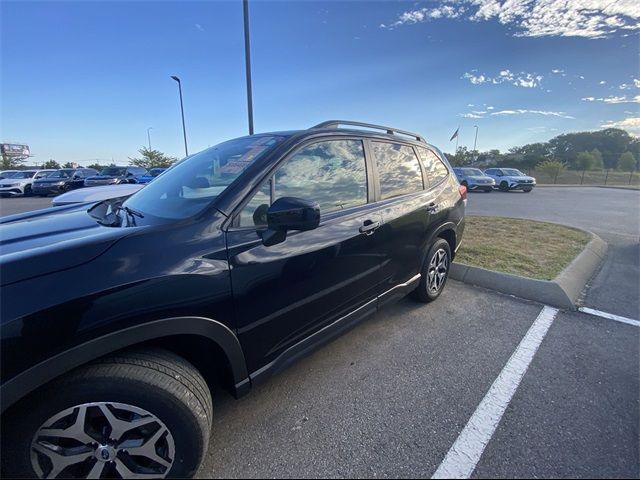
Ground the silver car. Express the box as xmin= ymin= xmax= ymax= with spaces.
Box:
xmin=0 ymin=170 xmax=57 ymax=197
xmin=452 ymin=167 xmax=495 ymax=192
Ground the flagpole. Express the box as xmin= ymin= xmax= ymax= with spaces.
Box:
xmin=455 ymin=126 xmax=459 ymax=153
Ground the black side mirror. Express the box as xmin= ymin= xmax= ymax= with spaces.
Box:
xmin=259 ymin=197 xmax=320 ymax=246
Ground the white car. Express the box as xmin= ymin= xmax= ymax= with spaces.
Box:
xmin=484 ymin=168 xmax=536 ymax=192
xmin=51 ymin=183 xmax=145 ymax=206
xmin=0 ymin=170 xmax=57 ymax=197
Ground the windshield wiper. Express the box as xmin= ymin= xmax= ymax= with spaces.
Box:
xmin=119 ymin=205 xmax=144 ymax=226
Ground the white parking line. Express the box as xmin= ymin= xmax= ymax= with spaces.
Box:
xmin=578 ymin=307 xmax=640 ymax=328
xmin=432 ymin=306 xmax=559 ymax=479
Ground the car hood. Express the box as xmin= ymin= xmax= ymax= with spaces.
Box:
xmin=0 ymin=206 xmax=135 ymax=286
xmin=34 ymin=178 xmax=67 ymax=183
xmin=52 ymin=183 xmax=144 ymax=206
xmin=505 ymin=175 xmax=535 ymax=181
xmin=467 ymin=175 xmax=494 ymax=181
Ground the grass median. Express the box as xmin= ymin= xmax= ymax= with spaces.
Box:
xmin=456 ymin=216 xmax=591 ymax=281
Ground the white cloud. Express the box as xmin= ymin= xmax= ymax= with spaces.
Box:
xmin=460 ymin=113 xmax=485 ymax=118
xmin=490 ymin=109 xmax=575 ymax=119
xmin=582 ymin=95 xmax=640 ymax=104
xmin=487 ymin=106 xmax=495 ymax=110
xmin=462 ymin=69 xmax=543 ymax=88
xmin=195 ymin=23 xmax=205 ymax=32
xmin=619 ymin=79 xmax=640 ymax=90
xmin=601 ymin=117 xmax=640 ymax=132
xmin=382 ymin=1 xmax=640 ymax=38
xmin=599 ymin=81 xmax=607 ymax=85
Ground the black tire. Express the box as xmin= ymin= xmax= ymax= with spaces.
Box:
xmin=484 ymin=187 xmax=493 ymax=193
xmin=38 ymin=194 xmax=48 ymax=197
xmin=523 ymin=187 xmax=532 ymax=193
xmin=24 ymin=185 xmax=32 ymax=197
xmin=411 ymin=238 xmax=452 ymax=303
xmin=1 ymin=348 xmax=212 ymax=479
xmin=499 ymin=181 xmax=509 ymax=192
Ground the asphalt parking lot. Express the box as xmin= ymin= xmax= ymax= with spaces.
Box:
xmin=0 ymin=187 xmax=638 ymax=478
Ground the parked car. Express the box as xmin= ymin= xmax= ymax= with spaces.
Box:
xmin=484 ymin=168 xmax=536 ymax=192
xmin=0 ymin=121 xmax=466 ymax=478
xmin=136 ymin=167 xmax=168 ymax=184
xmin=84 ymin=166 xmax=148 ymax=187
xmin=51 ymin=183 xmax=145 ymax=206
xmin=32 ymin=168 xmax=99 ymax=196
xmin=0 ymin=170 xmax=57 ymax=197
xmin=453 ymin=167 xmax=495 ymax=192
xmin=0 ymin=170 xmax=19 ymax=179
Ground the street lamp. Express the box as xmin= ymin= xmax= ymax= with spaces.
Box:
xmin=170 ymin=76 xmax=189 ymax=157
xmin=147 ymin=127 xmax=153 ymax=150
xmin=473 ymin=125 xmax=479 ymax=152
xmin=243 ymin=0 xmax=254 ymax=135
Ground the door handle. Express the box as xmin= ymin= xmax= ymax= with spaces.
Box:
xmin=359 ymin=220 xmax=380 ymax=235
xmin=426 ymin=203 xmax=438 ymax=213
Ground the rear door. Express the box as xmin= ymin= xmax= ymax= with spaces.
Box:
xmin=369 ymin=141 xmax=433 ymax=305
xmin=225 ymin=138 xmax=385 ymax=374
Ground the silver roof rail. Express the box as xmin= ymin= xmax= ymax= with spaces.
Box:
xmin=311 ymin=120 xmax=426 ymax=143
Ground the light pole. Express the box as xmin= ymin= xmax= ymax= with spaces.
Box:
xmin=243 ymin=0 xmax=254 ymax=135
xmin=473 ymin=125 xmax=479 ymax=152
xmin=147 ymin=127 xmax=153 ymax=150
xmin=170 ymin=76 xmax=189 ymax=157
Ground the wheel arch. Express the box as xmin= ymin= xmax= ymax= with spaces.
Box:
xmin=0 ymin=316 xmax=250 ymax=414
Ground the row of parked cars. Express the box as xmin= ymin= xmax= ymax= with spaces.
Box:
xmin=452 ymin=167 xmax=536 ymax=192
xmin=0 ymin=166 xmax=167 ymax=197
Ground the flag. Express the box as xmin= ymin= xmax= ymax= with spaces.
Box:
xmin=449 ymin=127 xmax=459 ymax=142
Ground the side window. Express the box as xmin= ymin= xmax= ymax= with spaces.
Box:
xmin=416 ymin=146 xmax=449 ymax=187
xmin=238 ymin=139 xmax=368 ymax=228
xmin=372 ymin=142 xmax=423 ymax=200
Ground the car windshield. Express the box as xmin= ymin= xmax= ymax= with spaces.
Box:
xmin=502 ymin=169 xmax=525 ymax=176
xmin=100 ymin=167 xmax=126 ymax=176
xmin=149 ymin=168 xmax=166 ymax=177
xmin=123 ymin=135 xmax=285 ymax=220
xmin=45 ymin=170 xmax=74 ymax=178
xmin=460 ymin=168 xmax=484 ymax=176
xmin=7 ymin=171 xmax=36 ymax=179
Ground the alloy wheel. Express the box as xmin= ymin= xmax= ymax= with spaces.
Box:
xmin=30 ymin=402 xmax=175 ymax=479
xmin=427 ymin=248 xmax=449 ymax=294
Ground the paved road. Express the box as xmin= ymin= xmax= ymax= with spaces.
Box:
xmin=0 ymin=196 xmax=52 ymax=217
xmin=1 ymin=188 xmax=638 ymax=478
xmin=466 ymin=186 xmax=640 ymax=319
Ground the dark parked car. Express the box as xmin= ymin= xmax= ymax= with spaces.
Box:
xmin=31 ymin=168 xmax=99 ymax=196
xmin=0 ymin=121 xmax=465 ymax=478
xmin=136 ymin=167 xmax=168 ymax=184
xmin=84 ymin=166 xmax=148 ymax=187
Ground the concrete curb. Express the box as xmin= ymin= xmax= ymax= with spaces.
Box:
xmin=450 ymin=232 xmax=608 ymax=310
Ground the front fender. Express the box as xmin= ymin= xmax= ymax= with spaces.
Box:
xmin=0 ymin=316 xmax=248 ymax=413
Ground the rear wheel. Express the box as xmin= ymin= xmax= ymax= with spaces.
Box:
xmin=412 ymin=238 xmax=451 ymax=303
xmin=523 ymin=187 xmax=532 ymax=193
xmin=499 ymin=181 xmax=509 ymax=192
xmin=1 ymin=348 xmax=212 ymax=479
xmin=24 ymin=185 xmax=33 ymax=197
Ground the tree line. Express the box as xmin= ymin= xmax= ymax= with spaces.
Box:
xmin=444 ymin=128 xmax=639 ymax=173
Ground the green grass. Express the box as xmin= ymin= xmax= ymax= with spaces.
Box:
xmin=456 ymin=216 xmax=591 ymax=280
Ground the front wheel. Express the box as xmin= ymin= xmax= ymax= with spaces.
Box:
xmin=499 ymin=181 xmax=509 ymax=192
xmin=523 ymin=187 xmax=533 ymax=193
xmin=1 ymin=348 xmax=212 ymax=479
xmin=411 ymin=238 xmax=452 ymax=303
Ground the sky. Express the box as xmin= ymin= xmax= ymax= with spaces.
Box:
xmin=1 ymin=0 xmax=639 ymax=165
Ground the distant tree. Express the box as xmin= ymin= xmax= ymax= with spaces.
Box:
xmin=86 ymin=163 xmax=103 ymax=171
xmin=62 ymin=162 xmax=75 ymax=168
xmin=536 ymin=159 xmax=566 ymax=182
xmin=508 ymin=142 xmax=551 ymax=169
xmin=1 ymin=154 xmax=27 ymax=169
xmin=590 ymin=148 xmax=604 ymax=169
xmin=128 ymin=147 xmax=176 ymax=169
xmin=618 ymin=151 xmax=636 ymax=172
xmin=43 ymin=159 xmax=61 ymax=169
xmin=575 ymin=151 xmax=596 ymax=171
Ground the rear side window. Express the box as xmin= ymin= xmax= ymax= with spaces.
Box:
xmin=238 ymin=139 xmax=368 ymax=227
xmin=416 ymin=146 xmax=449 ymax=187
xmin=372 ymin=142 xmax=423 ymax=200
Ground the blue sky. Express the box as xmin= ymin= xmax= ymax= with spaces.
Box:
xmin=2 ymin=0 xmax=639 ymax=165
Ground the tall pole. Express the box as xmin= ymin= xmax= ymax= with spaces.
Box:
xmin=455 ymin=129 xmax=459 ymax=154
xmin=473 ymin=125 xmax=479 ymax=152
xmin=243 ymin=0 xmax=254 ymax=135
xmin=147 ymin=127 xmax=153 ymax=150
xmin=171 ymin=76 xmax=189 ymax=157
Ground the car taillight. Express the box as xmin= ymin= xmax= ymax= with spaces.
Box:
xmin=458 ymin=185 xmax=467 ymax=201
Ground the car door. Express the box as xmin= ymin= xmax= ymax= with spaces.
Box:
xmin=369 ymin=141 xmax=433 ymax=305
xmin=225 ymin=138 xmax=385 ymax=374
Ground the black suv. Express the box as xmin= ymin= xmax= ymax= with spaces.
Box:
xmin=31 ymin=168 xmax=100 ymax=196
xmin=83 ymin=166 xmax=148 ymax=187
xmin=0 ymin=121 xmax=465 ymax=478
